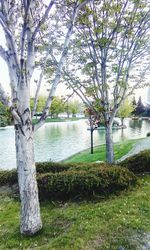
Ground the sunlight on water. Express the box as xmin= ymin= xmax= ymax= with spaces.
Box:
xmin=0 ymin=118 xmax=150 ymax=169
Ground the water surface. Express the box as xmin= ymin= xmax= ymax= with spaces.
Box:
xmin=0 ymin=118 xmax=150 ymax=169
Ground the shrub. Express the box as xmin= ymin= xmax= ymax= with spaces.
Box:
xmin=0 ymin=169 xmax=17 ymax=186
xmin=36 ymin=161 xmax=107 ymax=174
xmin=0 ymin=162 xmax=138 ymax=200
xmin=37 ymin=165 xmax=138 ymax=200
xmin=36 ymin=162 xmax=75 ymax=173
xmin=120 ymin=150 xmax=150 ymax=174
xmin=146 ymin=132 xmax=150 ymax=137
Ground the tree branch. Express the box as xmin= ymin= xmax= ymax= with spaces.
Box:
xmin=0 ymin=82 xmax=21 ymax=123
xmin=0 ymin=45 xmax=8 ymax=62
xmin=34 ymin=0 xmax=86 ymax=131
xmin=31 ymin=0 xmax=55 ymax=42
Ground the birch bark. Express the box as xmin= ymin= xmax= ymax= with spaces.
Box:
xmin=105 ymin=124 xmax=114 ymax=164
xmin=15 ymin=83 xmax=42 ymax=235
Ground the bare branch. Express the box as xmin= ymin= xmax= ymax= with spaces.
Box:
xmin=31 ymin=0 xmax=55 ymax=42
xmin=0 ymin=18 xmax=20 ymax=70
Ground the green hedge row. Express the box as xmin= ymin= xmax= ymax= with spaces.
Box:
xmin=0 ymin=162 xmax=106 ymax=186
xmin=37 ymin=166 xmax=137 ymax=200
xmin=0 ymin=169 xmax=17 ymax=186
xmin=0 ymin=162 xmax=138 ymax=200
xmin=120 ymin=150 xmax=150 ymax=174
xmin=36 ymin=161 xmax=72 ymax=173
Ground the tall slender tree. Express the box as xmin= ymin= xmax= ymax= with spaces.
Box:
xmin=63 ymin=0 xmax=150 ymax=163
xmin=0 ymin=0 xmax=90 ymax=235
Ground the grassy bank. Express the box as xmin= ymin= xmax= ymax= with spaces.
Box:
xmin=32 ymin=117 xmax=83 ymax=124
xmin=0 ymin=175 xmax=150 ymax=249
xmin=64 ymin=139 xmax=140 ymax=163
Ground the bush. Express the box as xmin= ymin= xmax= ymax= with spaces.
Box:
xmin=146 ymin=132 xmax=150 ymax=137
xmin=36 ymin=162 xmax=75 ymax=173
xmin=0 ymin=162 xmax=138 ymax=200
xmin=0 ymin=162 xmax=72 ymax=185
xmin=120 ymin=150 xmax=150 ymax=174
xmin=36 ymin=161 xmax=107 ymax=174
xmin=37 ymin=165 xmax=137 ymax=200
xmin=0 ymin=169 xmax=17 ymax=186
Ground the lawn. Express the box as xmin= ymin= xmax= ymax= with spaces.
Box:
xmin=64 ymin=139 xmax=140 ymax=163
xmin=0 ymin=175 xmax=150 ymax=249
xmin=32 ymin=117 xmax=82 ymax=124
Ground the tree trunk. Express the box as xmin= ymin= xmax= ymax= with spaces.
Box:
xmin=105 ymin=124 xmax=114 ymax=163
xmin=121 ymin=117 xmax=124 ymax=126
xmin=15 ymin=124 xmax=42 ymax=235
xmin=15 ymin=79 xmax=42 ymax=234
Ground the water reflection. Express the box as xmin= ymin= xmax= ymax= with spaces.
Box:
xmin=0 ymin=118 xmax=150 ymax=169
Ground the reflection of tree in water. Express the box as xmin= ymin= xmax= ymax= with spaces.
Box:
xmin=129 ymin=119 xmax=142 ymax=130
xmin=112 ymin=127 xmax=128 ymax=141
xmin=120 ymin=128 xmax=128 ymax=140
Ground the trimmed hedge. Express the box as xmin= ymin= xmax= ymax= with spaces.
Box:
xmin=0 ymin=169 xmax=17 ymax=186
xmin=36 ymin=161 xmax=78 ymax=173
xmin=37 ymin=166 xmax=137 ymax=200
xmin=0 ymin=162 xmax=106 ymax=186
xmin=36 ymin=161 xmax=107 ymax=173
xmin=0 ymin=162 xmax=138 ymax=200
xmin=120 ymin=150 xmax=150 ymax=174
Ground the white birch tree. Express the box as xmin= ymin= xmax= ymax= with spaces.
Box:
xmin=0 ymin=0 xmax=90 ymax=235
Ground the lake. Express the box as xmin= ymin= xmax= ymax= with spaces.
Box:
xmin=0 ymin=118 xmax=150 ymax=170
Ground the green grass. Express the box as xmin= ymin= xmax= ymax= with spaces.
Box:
xmin=0 ymin=175 xmax=150 ymax=249
xmin=32 ymin=117 xmax=82 ymax=124
xmin=64 ymin=139 xmax=140 ymax=163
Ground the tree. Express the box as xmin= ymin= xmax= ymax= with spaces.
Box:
xmin=30 ymin=96 xmax=46 ymax=115
xmin=135 ymin=96 xmax=145 ymax=116
xmin=0 ymin=0 xmax=89 ymax=235
xmin=64 ymin=99 xmax=80 ymax=117
xmin=131 ymin=96 xmax=137 ymax=116
xmin=50 ymin=96 xmax=64 ymax=118
xmin=63 ymin=0 xmax=150 ymax=163
xmin=117 ymin=98 xmax=134 ymax=125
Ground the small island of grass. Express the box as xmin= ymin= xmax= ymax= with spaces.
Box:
xmin=64 ymin=139 xmax=140 ymax=163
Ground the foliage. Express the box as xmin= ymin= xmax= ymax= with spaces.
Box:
xmin=30 ymin=96 xmax=46 ymax=114
xmin=117 ymin=99 xmax=134 ymax=119
xmin=117 ymin=98 xmax=134 ymax=125
xmin=132 ymin=96 xmax=150 ymax=117
xmin=0 ymin=101 xmax=12 ymax=127
xmin=135 ymin=96 xmax=145 ymax=116
xmin=36 ymin=161 xmax=73 ymax=173
xmin=0 ymin=162 xmax=138 ymax=200
xmin=146 ymin=132 xmax=150 ymax=137
xmin=0 ymin=170 xmax=17 ymax=186
xmin=131 ymin=96 xmax=137 ymax=115
xmin=49 ymin=96 xmax=64 ymax=118
xmin=37 ymin=165 xmax=137 ymax=200
xmin=120 ymin=150 xmax=150 ymax=174
xmin=64 ymin=100 xmax=81 ymax=117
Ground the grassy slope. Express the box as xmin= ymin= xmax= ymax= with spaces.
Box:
xmin=32 ymin=117 xmax=82 ymax=124
xmin=64 ymin=139 xmax=140 ymax=163
xmin=0 ymin=175 xmax=150 ymax=250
